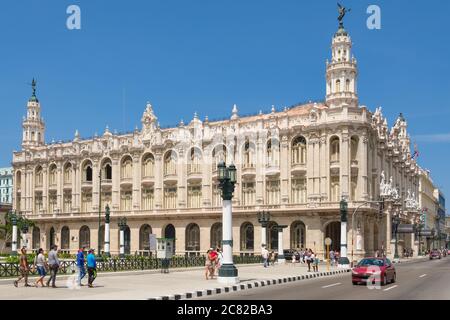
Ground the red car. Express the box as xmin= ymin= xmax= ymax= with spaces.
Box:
xmin=352 ymin=257 xmax=396 ymax=286
xmin=429 ymin=249 xmax=441 ymax=260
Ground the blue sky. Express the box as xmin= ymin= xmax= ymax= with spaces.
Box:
xmin=0 ymin=0 xmax=449 ymax=201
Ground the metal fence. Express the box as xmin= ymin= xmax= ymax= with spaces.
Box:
xmin=0 ymin=255 xmax=262 ymax=278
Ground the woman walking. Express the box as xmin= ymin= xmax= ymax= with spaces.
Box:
xmin=204 ymin=249 xmax=213 ymax=280
xmin=14 ymin=247 xmax=31 ymax=287
xmin=33 ymin=248 xmax=48 ymax=287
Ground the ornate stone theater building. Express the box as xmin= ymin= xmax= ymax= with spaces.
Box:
xmin=13 ymin=23 xmax=422 ymax=259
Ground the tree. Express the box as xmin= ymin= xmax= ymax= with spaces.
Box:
xmin=0 ymin=211 xmax=35 ymax=253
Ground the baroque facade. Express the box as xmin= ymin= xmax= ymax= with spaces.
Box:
xmin=13 ymin=24 xmax=423 ymax=259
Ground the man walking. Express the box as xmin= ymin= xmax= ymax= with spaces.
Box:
xmin=261 ymin=244 xmax=269 ymax=268
xmin=76 ymin=247 xmax=86 ymax=286
xmin=14 ymin=247 xmax=31 ymax=287
xmin=87 ymin=249 xmax=97 ymax=288
xmin=46 ymin=245 xmax=60 ymax=288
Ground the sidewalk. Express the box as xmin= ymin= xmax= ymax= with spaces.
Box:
xmin=0 ymin=262 xmax=348 ymax=300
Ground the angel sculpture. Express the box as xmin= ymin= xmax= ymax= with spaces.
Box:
xmin=337 ymin=3 xmax=351 ymax=24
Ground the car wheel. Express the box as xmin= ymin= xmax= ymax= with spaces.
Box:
xmin=382 ymin=274 xmax=387 ymax=286
xmin=391 ymin=273 xmax=396 ymax=283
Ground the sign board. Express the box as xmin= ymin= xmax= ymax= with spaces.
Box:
xmin=149 ymin=234 xmax=157 ymax=251
xmin=324 ymin=237 xmax=332 ymax=246
xmin=397 ymin=224 xmax=415 ymax=234
xmin=157 ymin=238 xmax=174 ymax=259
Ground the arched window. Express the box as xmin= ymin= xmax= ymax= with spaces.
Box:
xmin=212 ymin=145 xmax=227 ymax=172
xmin=49 ymin=165 xmax=57 ymax=187
xmin=185 ymin=223 xmax=200 ymax=251
xmin=267 ymin=139 xmax=280 ymax=167
xmin=330 ymin=137 xmax=340 ymax=163
xmin=350 ymin=176 xmax=358 ymax=201
xmin=16 ymin=171 xmax=22 ymax=189
xmin=164 ymin=224 xmax=176 ymax=254
xmin=64 ymin=163 xmax=72 ymax=185
xmin=292 ymin=136 xmax=307 ymax=165
xmin=142 ymin=153 xmax=155 ymax=178
xmin=188 ymin=148 xmax=202 ymax=174
xmin=290 ymin=221 xmax=306 ymax=249
xmin=79 ymin=225 xmax=90 ymax=249
xmin=101 ymin=158 xmax=112 ymax=180
xmin=243 ymin=140 xmax=255 ymax=169
xmin=32 ymin=227 xmax=40 ymax=250
xmin=83 ymin=161 xmax=93 ymax=182
xmin=267 ymin=222 xmax=278 ymax=250
xmin=336 ymin=79 xmax=341 ymax=93
xmin=164 ymin=151 xmax=177 ymax=175
xmin=35 ymin=166 xmax=43 ymax=187
xmin=210 ymin=223 xmax=222 ymax=249
xmin=240 ymin=222 xmax=254 ymax=251
xmin=121 ymin=156 xmax=133 ymax=180
xmin=139 ymin=224 xmax=152 ymax=251
xmin=345 ymin=79 xmax=350 ymax=92
xmin=61 ymin=226 xmax=70 ymax=250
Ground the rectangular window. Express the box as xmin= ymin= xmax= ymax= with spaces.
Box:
xmin=266 ymin=180 xmax=280 ymax=205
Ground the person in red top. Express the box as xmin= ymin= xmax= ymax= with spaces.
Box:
xmin=208 ymin=248 xmax=218 ymax=279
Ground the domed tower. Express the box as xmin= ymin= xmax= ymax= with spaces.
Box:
xmin=325 ymin=13 xmax=359 ymax=108
xmin=22 ymin=79 xmax=45 ymax=148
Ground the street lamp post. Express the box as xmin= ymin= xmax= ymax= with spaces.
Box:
xmin=104 ymin=205 xmax=111 ymax=257
xmin=118 ymin=217 xmax=127 ymax=259
xmin=11 ymin=211 xmax=18 ymax=256
xmin=392 ymin=201 xmax=402 ymax=261
xmin=338 ymin=198 xmax=350 ymax=267
xmin=257 ymin=210 xmax=270 ymax=247
xmin=217 ymin=161 xmax=239 ymax=284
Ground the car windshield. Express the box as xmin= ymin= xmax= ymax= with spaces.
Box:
xmin=357 ymin=259 xmax=384 ymax=267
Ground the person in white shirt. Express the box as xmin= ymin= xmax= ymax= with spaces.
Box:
xmin=261 ymin=245 xmax=269 ymax=268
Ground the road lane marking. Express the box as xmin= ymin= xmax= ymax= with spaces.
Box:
xmin=321 ymin=282 xmax=341 ymax=288
xmin=383 ymin=285 xmax=398 ymax=291
xmin=419 ymin=274 xmax=427 ymax=278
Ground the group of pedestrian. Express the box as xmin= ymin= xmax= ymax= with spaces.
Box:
xmin=205 ymin=247 xmax=223 ymax=280
xmin=261 ymin=245 xmax=277 ymax=267
xmin=403 ymin=248 xmax=414 ymax=258
xmin=13 ymin=245 xmax=97 ymax=289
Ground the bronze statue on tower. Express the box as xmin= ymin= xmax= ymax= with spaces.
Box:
xmin=337 ymin=3 xmax=351 ymax=27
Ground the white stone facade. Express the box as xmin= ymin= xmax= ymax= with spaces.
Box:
xmin=12 ymin=24 xmax=422 ymax=259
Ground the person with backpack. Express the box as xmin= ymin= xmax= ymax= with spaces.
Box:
xmin=87 ymin=249 xmax=97 ymax=288
xmin=33 ymin=248 xmax=48 ymax=287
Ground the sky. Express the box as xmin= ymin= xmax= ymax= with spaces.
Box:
xmin=0 ymin=0 xmax=449 ymax=201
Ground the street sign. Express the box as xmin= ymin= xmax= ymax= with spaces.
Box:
xmin=324 ymin=237 xmax=332 ymax=246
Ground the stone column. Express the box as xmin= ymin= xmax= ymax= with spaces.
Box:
xmin=341 ymin=130 xmax=350 ymax=199
xmin=280 ymin=135 xmax=289 ymax=204
xmin=132 ymin=154 xmax=141 ymax=210
xmin=359 ymin=133 xmax=368 ymax=200
xmin=92 ymin=159 xmax=100 ymax=211
xmin=111 ymin=156 xmax=120 ymax=211
xmin=255 ymin=138 xmax=264 ymax=205
xmin=320 ymin=134 xmax=328 ymax=201
xmin=154 ymin=150 xmax=163 ymax=209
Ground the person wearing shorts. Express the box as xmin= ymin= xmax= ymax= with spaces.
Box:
xmin=34 ymin=248 xmax=48 ymax=287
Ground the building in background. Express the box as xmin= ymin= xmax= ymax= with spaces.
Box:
xmin=418 ymin=169 xmax=439 ymax=252
xmin=12 ymin=21 xmax=422 ymax=260
xmin=0 ymin=167 xmax=13 ymax=205
xmin=434 ymin=189 xmax=446 ymax=248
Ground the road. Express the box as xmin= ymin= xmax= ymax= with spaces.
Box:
xmin=199 ymin=257 xmax=450 ymax=300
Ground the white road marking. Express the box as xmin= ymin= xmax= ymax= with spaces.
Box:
xmin=321 ymin=282 xmax=341 ymax=288
xmin=383 ymin=285 xmax=398 ymax=291
xmin=419 ymin=274 xmax=427 ymax=278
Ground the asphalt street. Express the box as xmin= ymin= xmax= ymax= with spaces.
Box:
xmin=199 ymin=257 xmax=450 ymax=300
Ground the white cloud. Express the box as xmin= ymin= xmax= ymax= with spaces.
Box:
xmin=413 ymin=133 xmax=450 ymax=143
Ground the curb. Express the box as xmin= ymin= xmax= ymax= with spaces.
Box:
xmin=148 ymin=268 xmax=351 ymax=300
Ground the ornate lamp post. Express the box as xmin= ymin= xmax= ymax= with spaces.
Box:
xmin=217 ymin=161 xmax=239 ymax=284
xmin=21 ymin=221 xmax=29 ymax=250
xmin=392 ymin=201 xmax=402 ymax=260
xmin=338 ymin=198 xmax=350 ymax=267
xmin=104 ymin=204 xmax=111 ymax=257
xmin=118 ymin=217 xmax=127 ymax=259
xmin=11 ymin=211 xmax=18 ymax=256
xmin=257 ymin=210 xmax=270 ymax=247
